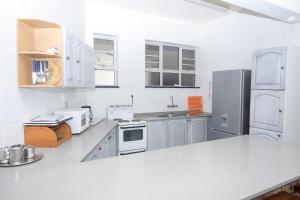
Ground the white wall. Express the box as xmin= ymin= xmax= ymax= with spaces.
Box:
xmin=0 ymin=0 xmax=86 ymax=146
xmin=85 ymin=0 xmax=205 ymax=118
xmin=198 ymin=13 xmax=294 ymax=111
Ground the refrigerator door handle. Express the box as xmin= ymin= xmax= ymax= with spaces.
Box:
xmin=209 ymin=81 xmax=212 ymax=99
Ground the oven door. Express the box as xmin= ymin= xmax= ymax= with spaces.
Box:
xmin=118 ymin=125 xmax=147 ymax=152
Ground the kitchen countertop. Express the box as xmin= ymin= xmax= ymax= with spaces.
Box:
xmin=2 ymin=135 xmax=300 ymax=200
xmin=135 ymin=111 xmax=212 ymax=121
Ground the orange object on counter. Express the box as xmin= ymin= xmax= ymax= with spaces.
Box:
xmin=188 ymin=96 xmax=203 ymax=115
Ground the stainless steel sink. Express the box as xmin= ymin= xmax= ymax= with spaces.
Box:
xmin=157 ymin=113 xmax=187 ymax=118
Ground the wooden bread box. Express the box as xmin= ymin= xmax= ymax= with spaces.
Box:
xmin=24 ymin=123 xmax=72 ymax=147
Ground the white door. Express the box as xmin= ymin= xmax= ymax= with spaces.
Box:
xmin=147 ymin=121 xmax=168 ymax=150
xmin=188 ymin=118 xmax=207 ymax=144
xmin=250 ymin=90 xmax=285 ymax=132
xmin=251 ymin=47 xmax=287 ymax=90
xmin=250 ymin=127 xmax=282 ymax=142
xmin=168 ymin=119 xmax=188 ymax=147
xmin=63 ymin=30 xmax=75 ymax=87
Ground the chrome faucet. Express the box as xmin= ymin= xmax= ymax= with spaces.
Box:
xmin=167 ymin=96 xmax=178 ymax=108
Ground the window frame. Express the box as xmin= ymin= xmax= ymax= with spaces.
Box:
xmin=93 ymin=33 xmax=118 ymax=87
xmin=145 ymin=40 xmax=197 ymax=88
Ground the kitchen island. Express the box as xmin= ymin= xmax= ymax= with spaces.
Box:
xmin=1 ymin=133 xmax=300 ymax=199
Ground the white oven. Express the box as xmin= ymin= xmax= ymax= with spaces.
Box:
xmin=118 ymin=123 xmax=147 ymax=155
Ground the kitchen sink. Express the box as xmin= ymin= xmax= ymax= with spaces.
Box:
xmin=157 ymin=113 xmax=187 ymax=118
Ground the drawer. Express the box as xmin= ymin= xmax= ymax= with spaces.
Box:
xmin=250 ymin=127 xmax=282 ymax=142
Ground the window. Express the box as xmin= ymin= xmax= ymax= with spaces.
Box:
xmin=145 ymin=41 xmax=197 ymax=87
xmin=94 ymin=34 xmax=118 ymax=86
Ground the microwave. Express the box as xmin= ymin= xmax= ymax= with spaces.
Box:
xmin=54 ymin=108 xmax=90 ymax=134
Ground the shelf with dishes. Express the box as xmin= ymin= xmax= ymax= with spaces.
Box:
xmin=17 ymin=19 xmax=95 ymax=88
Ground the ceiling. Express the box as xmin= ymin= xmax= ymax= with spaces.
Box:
xmin=94 ymin=0 xmax=230 ymax=24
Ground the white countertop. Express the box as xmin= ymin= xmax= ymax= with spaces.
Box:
xmin=1 ymin=135 xmax=300 ymax=200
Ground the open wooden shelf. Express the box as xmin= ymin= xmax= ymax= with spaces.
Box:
xmin=19 ymin=51 xmax=61 ymax=58
xmin=17 ymin=19 xmax=63 ymax=88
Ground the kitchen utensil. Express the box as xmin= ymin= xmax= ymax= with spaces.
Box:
xmin=32 ymin=60 xmax=37 ymax=84
xmin=41 ymin=61 xmax=46 ymax=83
xmin=0 ymin=147 xmax=9 ymax=164
xmin=36 ymin=60 xmax=41 ymax=83
xmin=45 ymin=60 xmax=49 ymax=82
xmin=9 ymin=144 xmax=24 ymax=163
xmin=23 ymin=145 xmax=35 ymax=159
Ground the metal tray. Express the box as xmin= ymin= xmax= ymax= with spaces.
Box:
xmin=0 ymin=154 xmax=43 ymax=167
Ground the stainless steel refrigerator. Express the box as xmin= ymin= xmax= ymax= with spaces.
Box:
xmin=209 ymin=69 xmax=251 ymax=141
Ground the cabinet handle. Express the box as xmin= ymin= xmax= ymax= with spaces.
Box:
xmin=281 ymin=66 xmax=285 ymax=70
xmin=76 ymin=60 xmax=80 ymax=63
xmin=279 ymin=109 xmax=283 ymax=113
xmin=107 ymin=136 xmax=112 ymax=140
xmin=98 ymin=147 xmax=102 ymax=151
xmin=66 ymin=56 xmax=70 ymax=60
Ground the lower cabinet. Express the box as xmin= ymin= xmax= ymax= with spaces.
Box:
xmin=147 ymin=121 xmax=168 ymax=150
xmin=82 ymin=127 xmax=117 ymax=162
xmin=188 ymin=118 xmax=207 ymax=144
xmin=168 ymin=119 xmax=189 ymax=147
xmin=147 ymin=117 xmax=207 ymax=150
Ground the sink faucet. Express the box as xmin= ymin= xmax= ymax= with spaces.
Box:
xmin=167 ymin=96 xmax=178 ymax=108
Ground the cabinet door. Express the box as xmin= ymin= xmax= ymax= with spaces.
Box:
xmin=250 ymin=90 xmax=285 ymax=132
xmin=75 ymin=39 xmax=84 ymax=87
xmin=250 ymin=127 xmax=282 ymax=142
xmin=168 ymin=119 xmax=188 ymax=147
xmin=108 ymin=128 xmax=117 ymax=156
xmin=63 ymin=30 xmax=76 ymax=87
xmin=188 ymin=118 xmax=207 ymax=144
xmin=147 ymin=121 xmax=168 ymax=150
xmin=251 ymin=47 xmax=287 ymax=90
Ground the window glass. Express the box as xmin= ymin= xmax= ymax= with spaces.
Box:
xmin=181 ymin=74 xmax=195 ymax=87
xmin=95 ymin=70 xmax=115 ymax=86
xmin=94 ymin=34 xmax=117 ymax=86
xmin=163 ymin=73 xmax=179 ymax=86
xmin=163 ymin=46 xmax=179 ymax=71
xmin=94 ymin=39 xmax=114 ymax=67
xmin=146 ymin=72 xmax=160 ymax=86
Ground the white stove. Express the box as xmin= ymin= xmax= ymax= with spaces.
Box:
xmin=107 ymin=105 xmax=147 ymax=155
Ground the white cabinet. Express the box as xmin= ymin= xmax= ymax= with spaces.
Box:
xmin=63 ymin=30 xmax=76 ymax=87
xmin=82 ymin=128 xmax=117 ymax=162
xmin=168 ymin=119 xmax=189 ymax=147
xmin=250 ymin=90 xmax=285 ymax=132
xmin=251 ymin=47 xmax=287 ymax=90
xmin=147 ymin=121 xmax=168 ymax=150
xmin=63 ymin=31 xmax=94 ymax=89
xmin=188 ymin=118 xmax=207 ymax=144
xmin=250 ymin=46 xmax=300 ymax=143
xmin=250 ymin=127 xmax=282 ymax=142
xmin=147 ymin=117 xmax=208 ymax=150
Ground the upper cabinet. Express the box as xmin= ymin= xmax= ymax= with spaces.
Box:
xmin=17 ymin=19 xmax=94 ymax=88
xmin=251 ymin=47 xmax=287 ymax=90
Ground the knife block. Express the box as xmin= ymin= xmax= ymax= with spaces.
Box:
xmin=24 ymin=123 xmax=72 ymax=147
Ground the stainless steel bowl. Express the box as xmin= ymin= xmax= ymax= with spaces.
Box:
xmin=23 ymin=145 xmax=35 ymax=159
xmin=0 ymin=147 xmax=9 ymax=164
xmin=9 ymin=144 xmax=24 ymax=163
